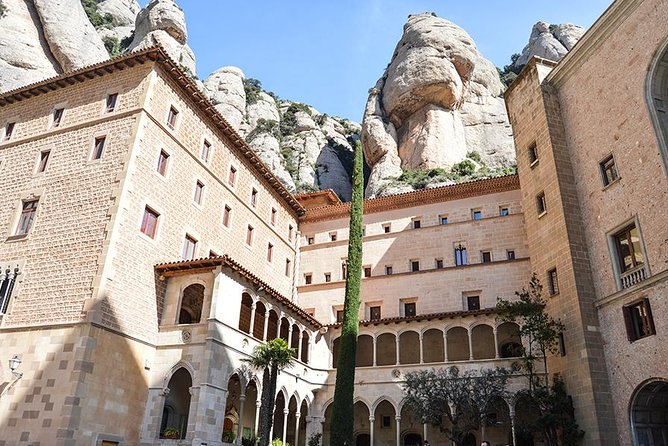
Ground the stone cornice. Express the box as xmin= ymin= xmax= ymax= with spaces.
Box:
xmin=300 ymin=175 xmax=520 ymax=223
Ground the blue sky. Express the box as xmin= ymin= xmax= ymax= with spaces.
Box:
xmin=172 ymin=1 xmax=612 ymax=121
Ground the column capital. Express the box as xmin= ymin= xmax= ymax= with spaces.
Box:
xmin=284 ymin=409 xmax=290 ymax=415
xmin=368 ymin=415 xmax=375 ymax=422
xmin=395 ymin=415 xmax=401 ymax=422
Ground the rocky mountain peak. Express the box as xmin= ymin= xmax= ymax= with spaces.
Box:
xmin=362 ymin=13 xmax=515 ymax=198
xmin=516 ymin=21 xmax=585 ymax=66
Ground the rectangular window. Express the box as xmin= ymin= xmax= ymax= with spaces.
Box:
xmin=500 ymin=207 xmax=509 ymax=216
xmin=600 ymin=154 xmax=619 ymax=186
xmin=228 ymin=165 xmax=237 ymax=186
xmin=307 ymin=236 xmax=315 ymax=245
xmin=285 ymin=259 xmax=291 ymax=276
xmin=140 ymin=206 xmax=159 ymax=239
xmin=157 ymin=150 xmax=169 ymax=176
xmin=411 ymin=260 xmax=420 ymax=272
xmin=223 ymin=205 xmax=231 ymax=227
xmin=336 ymin=310 xmax=344 ymax=323
xmin=472 ymin=210 xmax=482 ymax=221
xmin=341 ymin=261 xmax=348 ymax=280
xmin=528 ymin=143 xmax=538 ymax=165
xmin=246 ymin=225 xmax=254 ymax=246
xmin=330 ymin=232 xmax=337 ymax=242
xmin=182 ymin=234 xmax=197 ymax=260
xmin=200 ymin=139 xmax=212 ymax=162
xmin=250 ymin=188 xmax=258 ymax=207
xmin=370 ymin=306 xmax=381 ymax=321
xmin=304 ymin=273 xmax=312 ymax=285
xmin=381 ymin=415 xmax=391 ymax=429
xmin=435 ymin=259 xmax=444 ymax=269
xmin=455 ymin=245 xmax=468 ymax=266
xmin=167 ymin=106 xmax=178 ymax=129
xmin=413 ymin=219 xmax=421 ymax=229
xmin=267 ymin=243 xmax=274 ymax=262
xmin=324 ymin=273 xmax=331 ymax=283
xmin=507 ymin=250 xmax=516 ymax=260
xmin=440 ymin=215 xmax=449 ymax=225
xmin=467 ymin=296 xmax=481 ymax=311
xmin=92 ymin=136 xmax=106 ymax=160
xmin=385 ymin=265 xmax=393 ymax=275
xmin=15 ymin=199 xmax=38 ymax=236
xmin=481 ymin=251 xmax=492 ymax=263
xmin=36 ymin=150 xmax=50 ymax=173
xmin=404 ymin=302 xmax=416 ymax=317
xmin=548 ymin=268 xmax=559 ymax=295
xmin=105 ymin=93 xmax=118 ymax=113
xmin=288 ymin=225 xmax=294 ymax=241
xmin=364 ymin=266 xmax=372 ymax=278
xmin=3 ymin=122 xmax=15 ymax=141
xmin=623 ymin=298 xmax=656 ymax=342
xmin=271 ymin=208 xmax=277 ymax=225
xmin=613 ymin=224 xmax=644 ymax=273
xmin=536 ymin=192 xmax=547 ymax=215
xmin=383 ymin=223 xmax=391 ymax=233
xmin=194 ymin=180 xmax=204 ymax=205
xmin=52 ymin=107 xmax=64 ymax=128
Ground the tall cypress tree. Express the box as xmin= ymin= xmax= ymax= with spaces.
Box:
xmin=329 ymin=141 xmax=365 ymax=446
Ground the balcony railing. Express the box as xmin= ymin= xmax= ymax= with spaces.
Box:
xmin=620 ymin=264 xmax=648 ymax=289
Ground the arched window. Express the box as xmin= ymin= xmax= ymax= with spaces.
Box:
xmin=648 ymin=39 xmax=668 ymax=175
xmin=253 ymin=302 xmax=266 ymax=339
xmin=178 ymin=284 xmax=204 ymax=324
xmin=301 ymin=331 xmax=310 ymax=363
xmin=160 ymin=368 xmax=192 ymax=439
xmin=238 ymin=293 xmax=252 ymax=333
xmin=631 ymin=380 xmax=668 ymax=445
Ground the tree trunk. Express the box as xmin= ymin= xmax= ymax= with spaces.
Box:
xmin=329 ymin=142 xmax=365 ymax=446
xmin=258 ymin=367 xmax=273 ymax=446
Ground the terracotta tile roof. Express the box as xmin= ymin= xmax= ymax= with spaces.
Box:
xmin=301 ymin=174 xmax=520 ymax=223
xmin=294 ymin=189 xmax=342 ymax=209
xmin=155 ymin=255 xmax=321 ymax=329
xmin=0 ymin=46 xmax=305 ymax=216
xmin=327 ymin=308 xmax=498 ymax=329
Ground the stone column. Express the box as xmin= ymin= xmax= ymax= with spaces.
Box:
xmin=254 ymin=399 xmax=261 ymax=437
xmin=297 ymin=331 xmax=304 ymax=361
xmin=419 ymin=331 xmax=424 ymax=364
xmin=191 ymin=384 xmax=229 ymax=444
xmin=263 ymin=311 xmax=270 ymax=341
xmin=493 ymin=324 xmax=500 ymax=359
xmin=282 ymin=408 xmax=289 ymax=445
xmin=294 ymin=412 xmax=301 ymax=446
xmin=236 ymin=394 xmax=246 ymax=445
xmin=395 ymin=336 xmax=401 ymax=365
xmin=395 ymin=416 xmax=401 ymax=446
xmin=369 ymin=416 xmax=375 ymax=446
xmin=423 ymin=423 xmax=428 ymax=444
xmin=510 ymin=406 xmax=517 ymax=446
xmin=287 ymin=324 xmax=294 ymax=349
xmin=373 ymin=336 xmax=377 ymax=366
xmin=249 ymin=303 xmax=257 ymax=336
xmin=468 ymin=328 xmax=474 ymax=361
xmin=443 ymin=331 xmax=448 ymax=362
xmin=140 ymin=387 xmax=168 ymax=440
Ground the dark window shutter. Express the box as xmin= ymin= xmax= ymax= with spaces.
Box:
xmin=622 ymin=305 xmax=635 ymax=342
xmin=644 ymin=298 xmax=656 ymax=336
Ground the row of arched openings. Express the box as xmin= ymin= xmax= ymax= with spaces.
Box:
xmin=332 ymin=322 xmax=522 ymax=367
xmin=239 ymin=293 xmax=310 ymax=363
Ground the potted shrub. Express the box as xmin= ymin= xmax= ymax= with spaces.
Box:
xmin=162 ymin=427 xmax=180 ymax=439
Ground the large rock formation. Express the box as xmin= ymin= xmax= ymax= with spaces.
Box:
xmin=362 ymin=13 xmax=515 ymax=197
xmin=0 ymin=0 xmax=109 ymax=92
xmin=517 ymin=22 xmax=585 ymax=66
xmin=128 ymin=0 xmax=196 ymax=75
xmin=93 ymin=0 xmax=141 ymax=50
xmin=203 ymin=67 xmax=360 ymax=200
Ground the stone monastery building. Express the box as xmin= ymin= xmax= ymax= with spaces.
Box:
xmin=0 ymin=0 xmax=667 ymax=445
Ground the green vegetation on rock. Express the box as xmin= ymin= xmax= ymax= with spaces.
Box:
xmin=497 ymin=53 xmax=523 ymax=87
xmin=103 ymin=36 xmax=122 ymax=57
xmin=244 ymin=78 xmax=263 ymax=104
xmin=0 ymin=1 xmax=6 ymax=18
xmin=81 ymin=0 xmax=117 ymax=29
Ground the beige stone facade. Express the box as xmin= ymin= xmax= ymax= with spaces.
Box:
xmin=0 ymin=1 xmax=667 ymax=445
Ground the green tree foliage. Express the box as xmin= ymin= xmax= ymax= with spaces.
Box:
xmin=0 ymin=1 xmax=6 ymax=18
xmin=103 ymin=36 xmax=122 ymax=57
xmin=496 ymin=275 xmax=583 ymax=445
xmin=243 ymin=339 xmax=295 ymax=446
xmin=451 ymin=159 xmax=476 ymax=176
xmin=404 ymin=366 xmax=510 ymax=446
xmin=497 ymin=53 xmax=524 ymax=87
xmin=81 ymin=0 xmax=117 ymax=29
xmin=244 ymin=78 xmax=263 ymax=105
xmin=329 ymin=141 xmax=364 ymax=446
